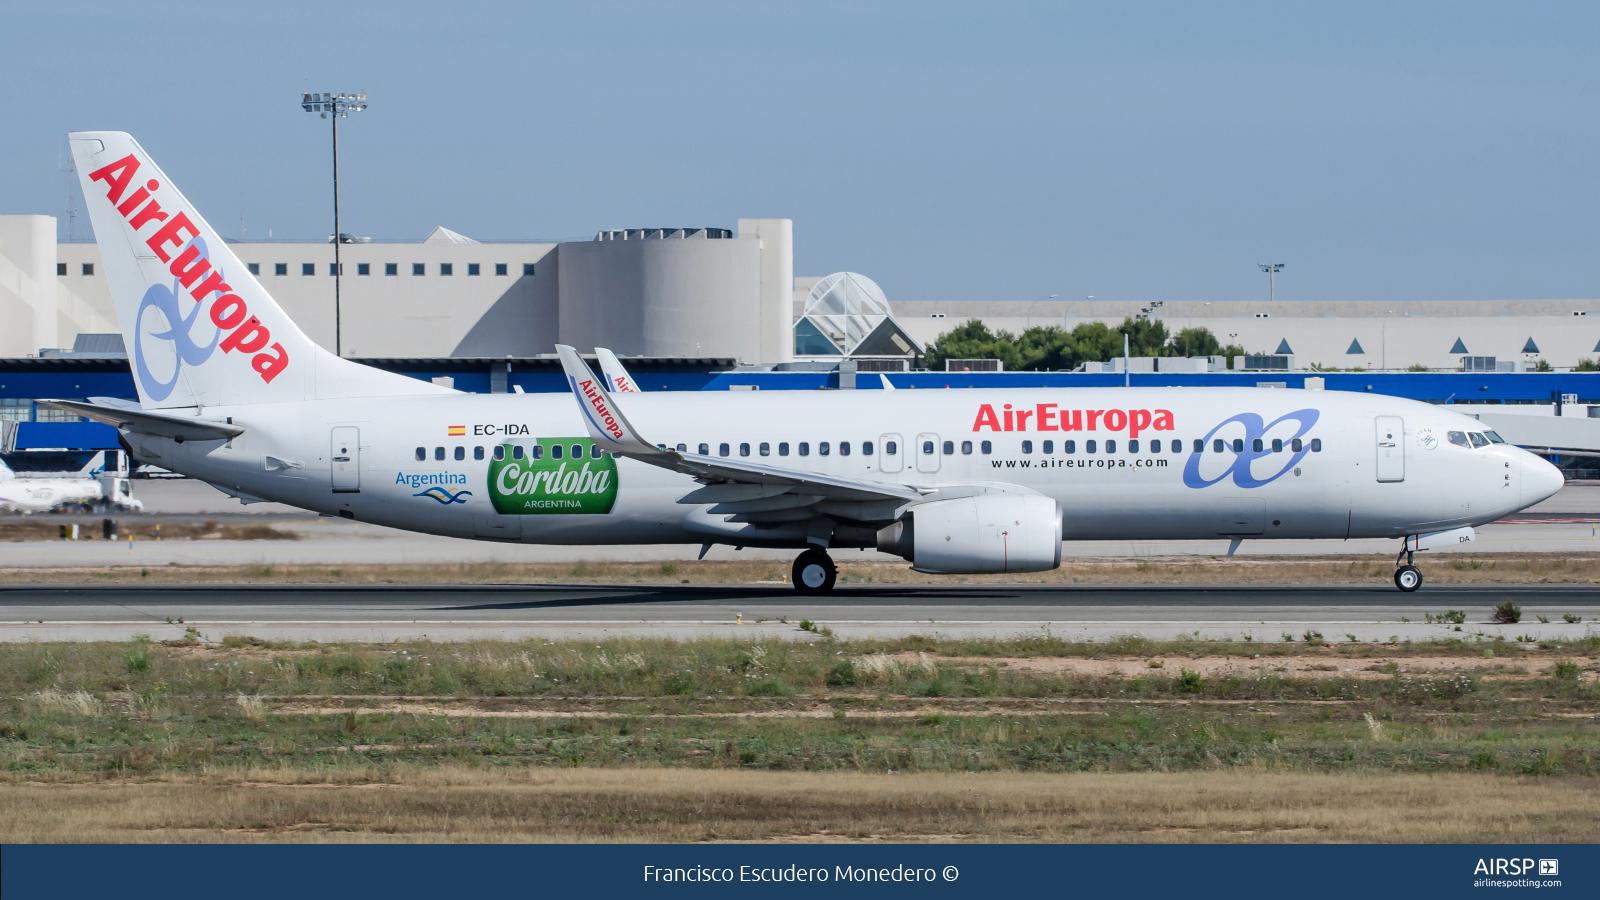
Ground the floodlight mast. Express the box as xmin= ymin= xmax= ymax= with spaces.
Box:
xmin=301 ymin=91 xmax=368 ymax=356
xmin=1258 ymin=263 xmax=1284 ymax=304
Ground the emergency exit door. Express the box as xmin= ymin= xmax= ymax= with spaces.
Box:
xmin=1375 ymin=416 xmax=1404 ymax=483
xmin=331 ymin=426 xmax=361 ymax=492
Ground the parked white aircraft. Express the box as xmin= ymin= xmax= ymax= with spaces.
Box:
xmin=0 ymin=452 xmax=142 ymax=514
xmin=51 ymin=131 xmax=1562 ymax=592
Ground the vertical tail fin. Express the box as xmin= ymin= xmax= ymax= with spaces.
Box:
xmin=68 ymin=131 xmax=450 ymax=408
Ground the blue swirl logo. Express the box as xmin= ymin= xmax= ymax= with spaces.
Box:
xmin=1182 ymin=409 xmax=1320 ymax=489
xmin=414 ymin=487 xmax=473 ymax=504
xmin=134 ymin=237 xmax=221 ymax=401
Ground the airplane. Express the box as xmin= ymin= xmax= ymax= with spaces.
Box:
xmin=0 ymin=450 xmax=143 ymax=514
xmin=47 ymin=131 xmax=1563 ymax=593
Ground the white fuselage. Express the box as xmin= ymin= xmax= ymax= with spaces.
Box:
xmin=129 ymin=386 xmax=1562 ymax=548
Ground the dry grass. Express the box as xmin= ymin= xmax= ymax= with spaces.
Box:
xmin=0 ymin=520 xmax=296 ymax=543
xmin=1 ymin=769 xmax=1594 ymax=843
xmin=6 ymin=552 xmax=1600 ymax=585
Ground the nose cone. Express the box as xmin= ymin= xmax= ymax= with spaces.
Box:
xmin=1522 ymin=454 xmax=1565 ymax=506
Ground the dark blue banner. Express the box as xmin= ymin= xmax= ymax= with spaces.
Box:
xmin=3 ymin=844 xmax=1594 ymax=899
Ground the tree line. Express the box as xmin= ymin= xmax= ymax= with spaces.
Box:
xmin=923 ymin=318 xmax=1246 ymax=371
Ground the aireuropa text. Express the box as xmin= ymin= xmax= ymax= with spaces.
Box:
xmin=642 ymin=865 xmax=942 ymax=883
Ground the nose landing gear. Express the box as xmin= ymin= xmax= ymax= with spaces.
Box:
xmin=792 ymin=548 xmax=837 ymax=594
xmin=1394 ymin=546 xmax=1423 ymax=592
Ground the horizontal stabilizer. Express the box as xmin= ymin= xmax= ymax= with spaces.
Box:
xmin=37 ymin=400 xmax=243 ymax=442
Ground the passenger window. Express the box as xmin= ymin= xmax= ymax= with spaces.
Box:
xmin=454 ymin=446 xmax=465 ymax=461
xmin=1172 ymin=440 xmax=1182 ymax=453
xmin=1213 ymin=439 xmax=1225 ymax=453
xmin=799 ymin=442 xmax=810 ymax=456
xmin=719 ymin=443 xmax=730 ymax=457
xmin=551 ymin=444 xmax=563 ymax=459
xmin=1469 ymin=432 xmax=1490 ymax=448
xmin=1064 ymin=440 xmax=1075 ymax=454
xmin=886 ymin=441 xmax=897 ymax=455
xmin=1310 ymin=438 xmax=1322 ymax=452
xmin=1447 ymin=431 xmax=1470 ymax=447
xmin=1149 ymin=440 xmax=1159 ymax=453
xmin=414 ymin=447 xmax=425 ymax=461
xmin=1252 ymin=439 xmax=1264 ymax=452
xmin=472 ymin=446 xmax=483 ymax=460
xmin=1271 ymin=439 xmax=1282 ymax=453
xmin=1105 ymin=439 xmax=1116 ymax=453
xmin=494 ymin=445 xmax=505 ymax=460
xmin=961 ymin=441 xmax=973 ymax=454
xmin=839 ymin=442 xmax=851 ymax=456
xmin=592 ymin=444 xmax=603 ymax=458
xmin=1194 ymin=439 xmax=1203 ymax=453
xmin=942 ymin=440 xmax=954 ymax=455
xmin=434 ymin=447 xmax=444 ymax=461
xmin=1291 ymin=438 xmax=1302 ymax=452
xmin=676 ymin=443 xmax=687 ymax=452
xmin=862 ymin=441 xmax=872 ymax=455
xmin=779 ymin=442 xmax=790 ymax=456
xmin=530 ymin=445 xmax=542 ymax=460
xmin=1086 ymin=440 xmax=1097 ymax=453
xmin=981 ymin=441 xmax=992 ymax=454
xmin=699 ymin=443 xmax=709 ymax=455
xmin=820 ymin=442 xmax=830 ymax=456
xmin=1128 ymin=439 xmax=1139 ymax=453
xmin=1232 ymin=439 xmax=1244 ymax=453
xmin=923 ymin=440 xmax=934 ymax=455
xmin=572 ymin=444 xmax=583 ymax=459
xmin=513 ymin=446 xmax=525 ymax=460
xmin=759 ymin=442 xmax=770 ymax=456
xmin=1022 ymin=440 xmax=1033 ymax=454
xmin=740 ymin=442 xmax=750 ymax=457
xmin=1043 ymin=440 xmax=1053 ymax=454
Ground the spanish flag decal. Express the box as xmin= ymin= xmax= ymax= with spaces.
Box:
xmin=448 ymin=425 xmax=466 ymax=436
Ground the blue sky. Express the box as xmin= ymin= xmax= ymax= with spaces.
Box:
xmin=5 ymin=1 xmax=1598 ymax=306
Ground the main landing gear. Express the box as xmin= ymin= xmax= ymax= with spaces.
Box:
xmin=1394 ymin=546 xmax=1423 ymax=592
xmin=792 ymin=548 xmax=837 ymax=595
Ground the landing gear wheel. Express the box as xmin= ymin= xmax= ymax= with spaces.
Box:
xmin=792 ymin=548 xmax=837 ymax=595
xmin=1394 ymin=565 xmax=1423 ymax=592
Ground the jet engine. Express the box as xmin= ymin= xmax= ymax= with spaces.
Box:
xmin=876 ymin=494 xmax=1062 ymax=574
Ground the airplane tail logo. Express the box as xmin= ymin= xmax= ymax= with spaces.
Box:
xmin=68 ymin=131 xmax=449 ymax=409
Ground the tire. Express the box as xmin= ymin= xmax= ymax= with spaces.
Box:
xmin=1394 ymin=565 xmax=1423 ymax=592
xmin=792 ymin=549 xmax=837 ymax=594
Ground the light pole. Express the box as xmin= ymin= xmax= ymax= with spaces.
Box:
xmin=302 ymin=91 xmax=368 ymax=356
xmin=1258 ymin=263 xmax=1284 ymax=304
xmin=1024 ymin=294 xmax=1058 ymax=328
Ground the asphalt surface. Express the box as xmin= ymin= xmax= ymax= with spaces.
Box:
xmin=4 ymin=582 xmax=1598 ymax=643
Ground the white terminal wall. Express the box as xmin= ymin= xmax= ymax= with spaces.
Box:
xmin=0 ymin=216 xmax=58 ymax=356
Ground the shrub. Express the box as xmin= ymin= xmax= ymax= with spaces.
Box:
xmin=825 ymin=660 xmax=857 ymax=687
xmin=124 ymin=648 xmax=152 ymax=674
xmin=1177 ymin=669 xmax=1204 ymax=692
xmin=1427 ymin=610 xmax=1466 ymax=625
xmin=745 ymin=678 xmax=790 ymax=697
xmin=1564 ymin=613 xmax=1583 ymax=624
xmin=1492 ymin=601 xmax=1522 ymax=624
xmin=1552 ymin=660 xmax=1581 ymax=682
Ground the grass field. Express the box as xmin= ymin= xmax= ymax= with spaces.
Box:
xmin=1 ymin=634 xmax=1596 ymax=842
xmin=8 ymin=552 xmax=1600 ymax=585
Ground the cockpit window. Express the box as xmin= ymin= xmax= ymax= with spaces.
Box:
xmin=1469 ymin=432 xmax=1490 ymax=448
xmin=1485 ymin=431 xmax=1506 ymax=443
xmin=1447 ymin=431 xmax=1470 ymax=447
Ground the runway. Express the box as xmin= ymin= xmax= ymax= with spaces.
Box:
xmin=5 ymin=582 xmax=1598 ymax=643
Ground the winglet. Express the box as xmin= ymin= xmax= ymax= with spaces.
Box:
xmin=596 ymin=348 xmax=643 ymax=393
xmin=554 ymin=345 xmax=661 ymax=456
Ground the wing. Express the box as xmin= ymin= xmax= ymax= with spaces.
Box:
xmin=36 ymin=399 xmax=243 ymax=442
xmin=553 ymin=345 xmax=923 ymax=522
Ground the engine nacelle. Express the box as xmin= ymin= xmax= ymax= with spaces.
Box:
xmin=876 ymin=494 xmax=1062 ymax=574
